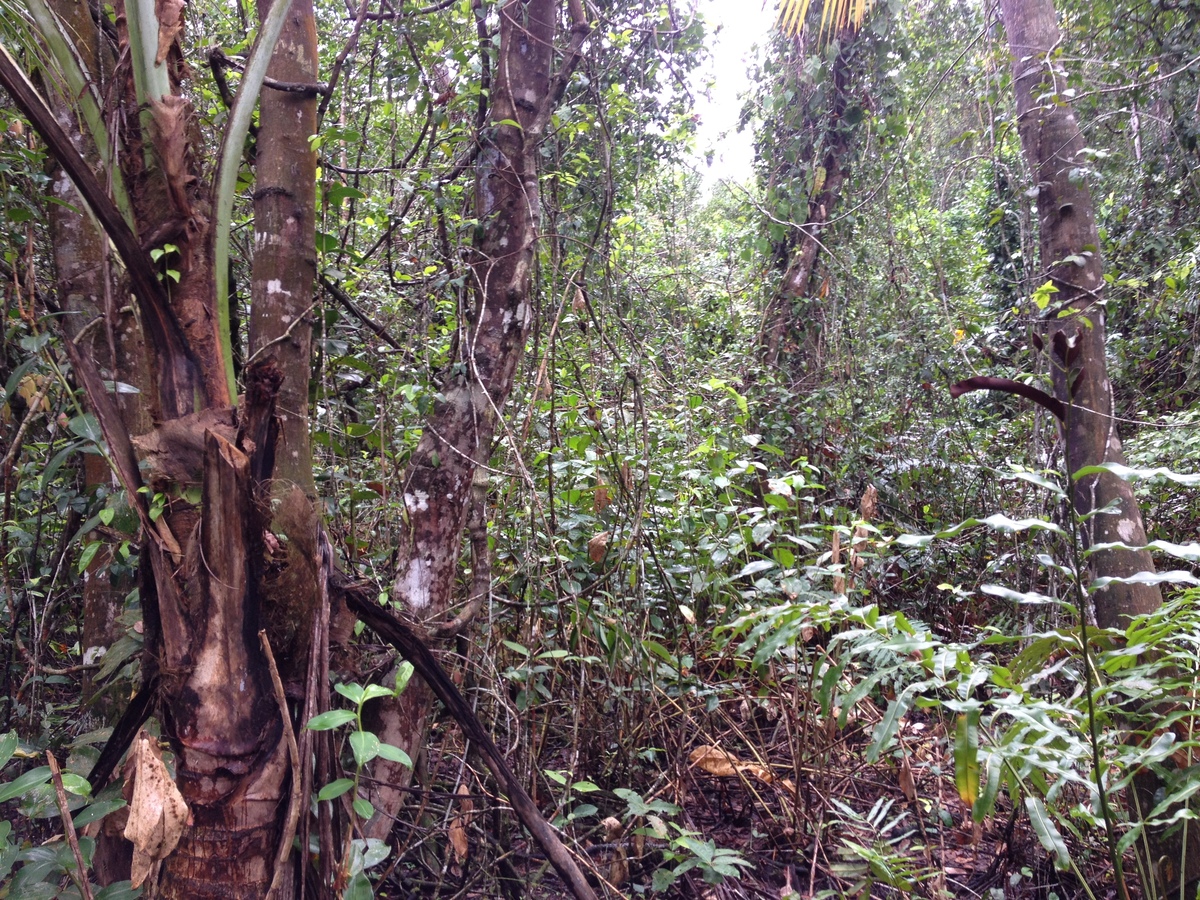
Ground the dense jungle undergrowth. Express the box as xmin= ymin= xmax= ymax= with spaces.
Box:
xmin=2 ymin=0 xmax=1200 ymax=896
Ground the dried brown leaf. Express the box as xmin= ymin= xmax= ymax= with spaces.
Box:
xmin=155 ymin=0 xmax=185 ymax=64
xmin=448 ymin=783 xmax=472 ymax=863
xmin=593 ymin=480 xmax=610 ymax=513
xmin=588 ymin=531 xmax=609 ymax=564
xmin=859 ymin=483 xmax=878 ymax=521
xmin=123 ymin=731 xmax=189 ymax=888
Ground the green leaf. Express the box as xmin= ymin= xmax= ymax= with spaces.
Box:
xmin=1004 ymin=470 xmax=1065 ymax=497
xmin=359 ymin=684 xmax=394 ymax=703
xmin=394 ymin=662 xmax=414 ymax=695
xmin=1090 ymin=570 xmax=1199 ymax=592
xmin=981 ymin=584 xmax=1069 ymax=606
xmin=1073 ymin=462 xmax=1200 ymax=486
xmin=376 ymin=743 xmax=412 ymax=767
xmin=334 ymin=682 xmax=366 ymax=705
xmin=954 ymin=712 xmax=979 ymax=807
xmin=73 ymin=799 xmax=126 ymax=828
xmin=866 ymin=694 xmax=911 ymax=764
xmin=735 ymin=560 xmax=775 ymax=579
xmin=59 ymin=773 xmax=90 ymax=796
xmin=68 ymin=413 xmax=102 ymax=444
xmin=350 ymin=730 xmax=381 ymax=766
xmin=353 ymin=796 xmax=374 ymax=819
xmin=0 ymin=732 xmax=17 ymax=770
xmin=317 ymin=778 xmax=355 ymax=801
xmin=306 ymin=709 xmax=357 ymax=731
xmin=77 ymin=541 xmax=102 ymax=574
xmin=1025 ymin=795 xmax=1069 ymax=870
xmin=0 ymin=766 xmax=51 ymax=802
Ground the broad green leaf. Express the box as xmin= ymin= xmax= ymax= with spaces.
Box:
xmin=306 ymin=709 xmax=357 ymax=731
xmin=73 ymin=799 xmax=126 ymax=828
xmin=1024 ymin=796 xmax=1069 ymax=870
xmin=353 ymin=796 xmax=374 ymax=819
xmin=376 ymin=743 xmax=412 ymax=767
xmin=981 ymin=584 xmax=1069 ymax=606
xmin=735 ymin=559 xmax=775 ymax=578
xmin=1073 ymin=462 xmax=1200 ymax=486
xmin=359 ymin=684 xmax=394 ymax=704
xmin=350 ymin=730 xmax=381 ymax=766
xmin=0 ymin=765 xmax=51 ymax=803
xmin=1004 ymin=471 xmax=1065 ymax=497
xmin=334 ymin=682 xmax=366 ymax=705
xmin=954 ymin=712 xmax=979 ymax=807
xmin=1090 ymin=570 xmax=1199 ymax=592
xmin=394 ymin=662 xmax=414 ymax=695
xmin=0 ymin=732 xmax=17 ymax=770
xmin=317 ymin=778 xmax=355 ymax=801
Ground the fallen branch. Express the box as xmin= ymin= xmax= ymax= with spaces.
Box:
xmin=332 ymin=570 xmax=600 ymax=900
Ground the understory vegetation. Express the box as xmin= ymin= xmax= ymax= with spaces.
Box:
xmin=1 ymin=0 xmax=1199 ymax=896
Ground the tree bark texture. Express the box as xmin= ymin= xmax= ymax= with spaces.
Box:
xmin=41 ymin=0 xmax=153 ymax=714
xmin=999 ymin=0 xmax=1198 ymax=892
xmin=366 ymin=0 xmax=589 ymax=846
xmin=250 ymin=0 xmax=322 ymax=692
xmin=998 ymin=0 xmax=1160 ymax=631
xmin=1 ymin=0 xmax=307 ymax=893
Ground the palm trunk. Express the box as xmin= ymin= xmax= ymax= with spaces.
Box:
xmin=762 ymin=30 xmax=856 ymax=373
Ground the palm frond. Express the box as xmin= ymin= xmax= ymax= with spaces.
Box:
xmin=776 ymin=0 xmax=875 ymax=40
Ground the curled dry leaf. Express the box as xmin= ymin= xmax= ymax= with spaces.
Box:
xmin=601 ymin=816 xmax=628 ymax=886
xmin=687 ymin=745 xmax=796 ymax=798
xmin=448 ymin=782 xmax=473 ymax=863
xmin=155 ymin=0 xmax=186 ymax=64
xmin=859 ymin=483 xmax=877 ymax=521
xmin=593 ymin=479 xmax=610 ymax=513
xmin=588 ymin=530 xmax=609 ymax=564
xmin=123 ymin=730 xmax=189 ymax=888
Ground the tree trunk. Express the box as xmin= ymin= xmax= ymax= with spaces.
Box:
xmin=363 ymin=0 xmax=588 ymax=840
xmin=998 ymin=0 xmax=1159 ymax=630
xmin=249 ymin=0 xmax=322 ymax=690
xmin=41 ymin=0 xmax=152 ymax=715
xmin=762 ymin=30 xmax=856 ymax=373
xmin=999 ymin=0 xmax=1198 ymax=891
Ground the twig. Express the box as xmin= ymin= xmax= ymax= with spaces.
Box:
xmin=260 ymin=631 xmax=302 ymax=900
xmin=319 ymin=276 xmax=403 ymax=350
xmin=245 ymin=302 xmax=318 ymax=367
xmin=47 ymin=751 xmax=95 ymax=900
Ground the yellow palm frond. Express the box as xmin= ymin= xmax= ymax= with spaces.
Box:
xmin=775 ymin=0 xmax=875 ymax=39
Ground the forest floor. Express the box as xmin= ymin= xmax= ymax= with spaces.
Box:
xmin=375 ymin=677 xmax=1135 ymax=899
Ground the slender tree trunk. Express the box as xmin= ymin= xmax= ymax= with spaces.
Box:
xmin=999 ymin=0 xmax=1198 ymax=892
xmin=249 ymin=0 xmax=322 ymax=688
xmin=998 ymin=0 xmax=1158 ymax=630
xmin=762 ymin=31 xmax=855 ymax=373
xmin=363 ymin=0 xmax=589 ymax=840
